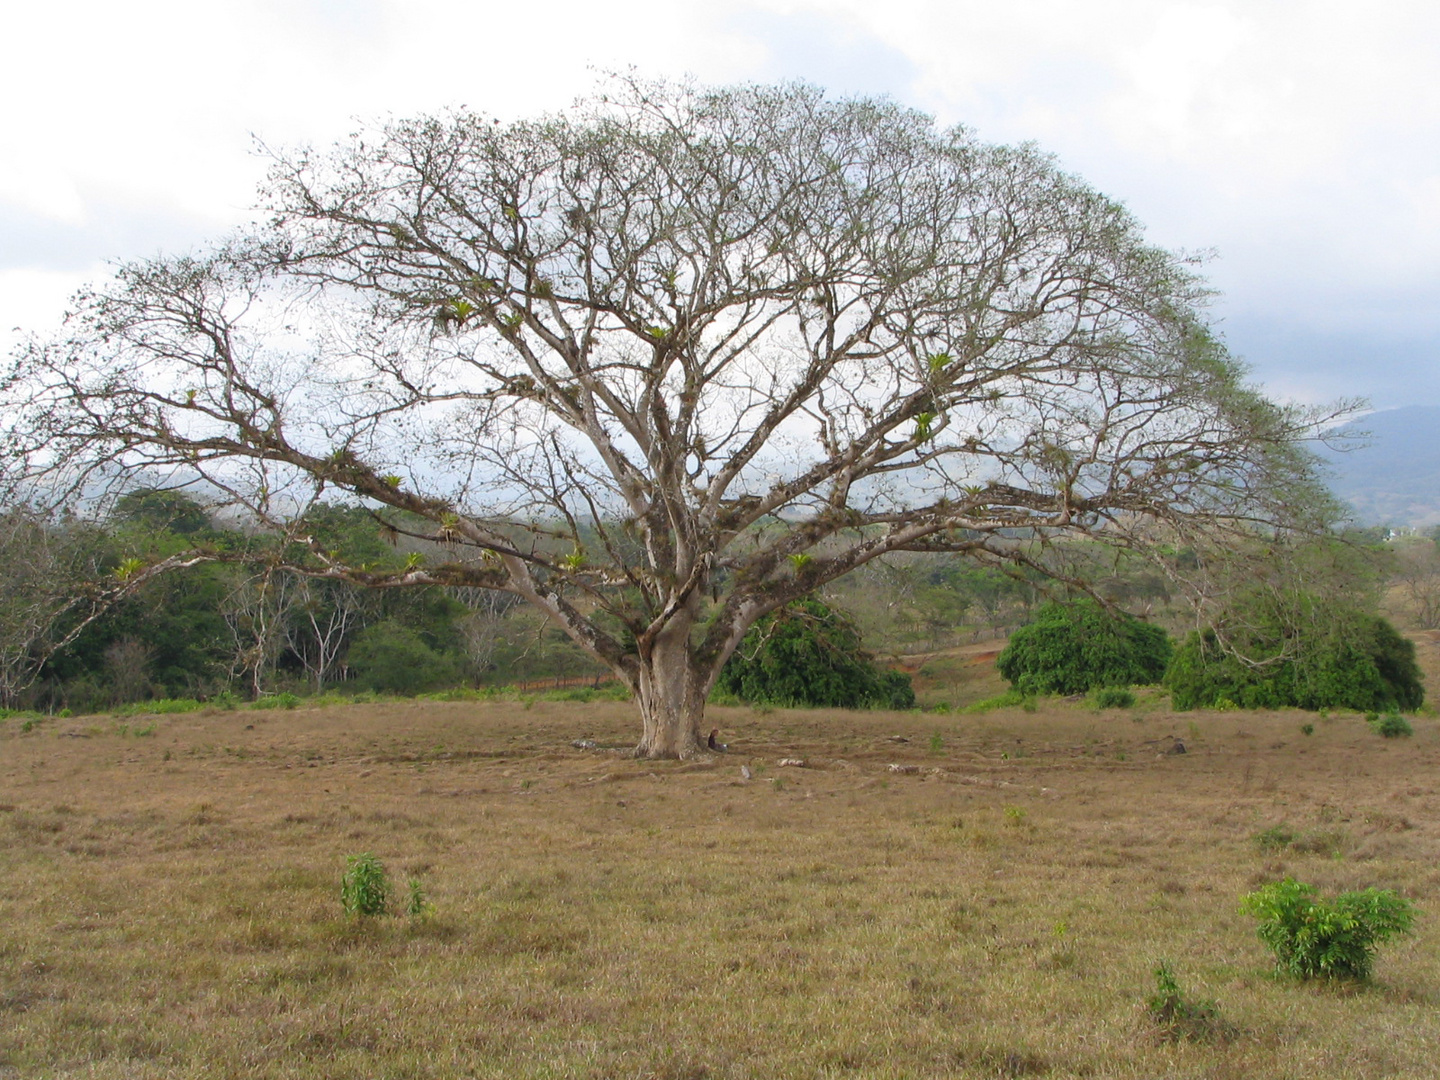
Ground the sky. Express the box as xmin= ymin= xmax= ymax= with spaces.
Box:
xmin=3 ymin=0 xmax=1437 ymax=411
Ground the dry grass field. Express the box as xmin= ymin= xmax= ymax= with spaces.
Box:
xmin=4 ymin=690 xmax=1440 ymax=1079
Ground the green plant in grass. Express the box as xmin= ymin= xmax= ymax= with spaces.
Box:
xmin=1147 ymin=961 xmax=1227 ymax=1042
xmin=1370 ymin=712 xmax=1413 ymax=738
xmin=961 ymin=690 xmax=1029 ymax=713
xmin=1090 ymin=686 xmax=1136 ymax=709
xmin=341 ymin=853 xmax=392 ymax=917
xmin=1253 ymin=824 xmax=1298 ymax=851
xmin=406 ymin=877 xmax=432 ymax=918
xmin=1241 ymin=878 xmax=1416 ymax=980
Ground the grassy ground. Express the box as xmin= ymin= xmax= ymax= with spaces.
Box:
xmin=3 ymin=696 xmax=1439 ymax=1079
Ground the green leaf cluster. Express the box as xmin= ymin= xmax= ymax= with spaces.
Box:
xmin=1369 ymin=711 xmax=1413 ymax=737
xmin=1241 ymin=878 xmax=1417 ymax=980
xmin=1146 ymin=962 xmax=1226 ymax=1043
xmin=717 ymin=599 xmax=915 ymax=709
xmin=996 ymin=599 xmax=1171 ymax=696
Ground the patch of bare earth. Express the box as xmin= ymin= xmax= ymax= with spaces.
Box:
xmin=3 ymin=699 xmax=1439 ymax=1078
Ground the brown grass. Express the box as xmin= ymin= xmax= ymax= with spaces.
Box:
xmin=3 ymin=697 xmax=1440 ymax=1078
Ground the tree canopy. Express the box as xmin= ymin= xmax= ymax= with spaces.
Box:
xmin=2 ymin=76 xmax=1341 ymax=755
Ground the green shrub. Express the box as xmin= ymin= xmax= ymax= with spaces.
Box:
xmin=1241 ymin=878 xmax=1416 ymax=980
xmin=1165 ymin=598 xmax=1423 ymax=713
xmin=716 ymin=599 xmax=915 ymax=709
xmin=347 ymin=620 xmax=461 ymax=695
xmin=1253 ymin=824 xmax=1298 ymax=851
xmin=1371 ymin=712 xmax=1413 ymax=738
xmin=1146 ymin=962 xmax=1227 ymax=1042
xmin=1091 ymin=686 xmax=1137 ymax=710
xmin=996 ymin=600 xmax=1171 ymax=696
xmin=405 ymin=877 xmax=432 ymax=918
xmin=341 ymin=852 xmax=392 ymax=917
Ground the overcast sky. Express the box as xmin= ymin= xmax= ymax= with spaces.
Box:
xmin=3 ymin=0 xmax=1437 ymax=410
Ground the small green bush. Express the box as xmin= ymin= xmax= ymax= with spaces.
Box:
xmin=347 ymin=620 xmax=461 ymax=695
xmin=997 ymin=600 xmax=1171 ymax=696
xmin=1146 ymin=962 xmax=1227 ymax=1042
xmin=1091 ymin=686 xmax=1136 ymax=710
xmin=341 ymin=853 xmax=392 ymax=917
xmin=406 ymin=878 xmax=432 ymax=918
xmin=716 ymin=599 xmax=915 ymax=709
xmin=1253 ymin=824 xmax=1298 ymax=852
xmin=1241 ymin=878 xmax=1416 ymax=980
xmin=1166 ymin=600 xmax=1424 ymax=713
xmin=1370 ymin=712 xmax=1413 ymax=738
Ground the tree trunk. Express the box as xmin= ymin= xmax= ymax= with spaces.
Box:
xmin=633 ymin=622 xmax=709 ymax=758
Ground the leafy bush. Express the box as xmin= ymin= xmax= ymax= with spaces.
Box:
xmin=1371 ymin=712 xmax=1413 ymax=738
xmin=1165 ymin=596 xmax=1423 ymax=713
xmin=1146 ymin=962 xmax=1227 ymax=1042
xmin=1091 ymin=686 xmax=1137 ymax=709
xmin=346 ymin=620 xmax=461 ymax=695
xmin=1241 ymin=878 xmax=1416 ymax=980
xmin=341 ymin=852 xmax=392 ymax=917
xmin=716 ymin=599 xmax=915 ymax=709
xmin=405 ymin=878 xmax=432 ymax=918
xmin=1252 ymin=824 xmax=1346 ymax=856
xmin=996 ymin=600 xmax=1171 ymax=696
xmin=1252 ymin=824 xmax=1297 ymax=851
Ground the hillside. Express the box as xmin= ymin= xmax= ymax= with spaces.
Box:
xmin=1317 ymin=405 xmax=1440 ymax=526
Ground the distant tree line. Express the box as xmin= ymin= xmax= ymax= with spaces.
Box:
xmin=2 ymin=490 xmax=608 ymax=711
xmin=1 ymin=489 xmax=1428 ymax=716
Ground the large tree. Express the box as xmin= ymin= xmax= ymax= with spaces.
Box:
xmin=3 ymin=78 xmax=1339 ymax=755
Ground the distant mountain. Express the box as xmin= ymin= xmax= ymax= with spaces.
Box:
xmin=1315 ymin=406 xmax=1440 ymax=527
